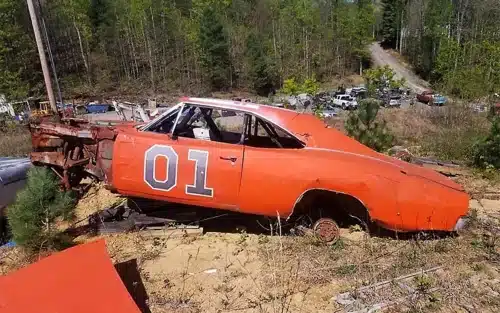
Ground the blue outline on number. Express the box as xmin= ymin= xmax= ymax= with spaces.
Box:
xmin=143 ymin=145 xmax=178 ymax=192
xmin=185 ymin=149 xmax=214 ymax=198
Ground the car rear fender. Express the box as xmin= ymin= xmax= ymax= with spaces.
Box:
xmin=289 ymin=172 xmax=399 ymax=225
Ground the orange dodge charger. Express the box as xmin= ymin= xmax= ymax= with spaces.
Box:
xmin=30 ymin=98 xmax=469 ymax=240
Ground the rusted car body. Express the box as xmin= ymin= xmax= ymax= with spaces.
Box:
xmin=29 ymin=98 xmax=469 ymax=235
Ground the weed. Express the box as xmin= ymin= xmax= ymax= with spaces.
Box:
xmin=236 ymin=230 xmax=249 ymax=245
xmin=414 ymin=275 xmax=433 ymax=293
xmin=258 ymin=234 xmax=270 ymax=245
xmin=471 ymin=263 xmax=486 ymax=272
xmin=433 ymin=239 xmax=452 ymax=253
xmin=349 ymin=224 xmax=363 ymax=233
xmin=330 ymin=238 xmax=345 ymax=251
xmin=335 ymin=264 xmax=358 ymax=276
xmin=468 ymin=208 xmax=479 ymax=225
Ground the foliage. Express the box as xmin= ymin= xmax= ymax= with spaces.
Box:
xmin=380 ymin=0 xmax=400 ymax=47
xmin=7 ymin=167 xmax=76 ymax=250
xmin=363 ymin=65 xmax=405 ymax=95
xmin=199 ymin=6 xmax=232 ymax=90
xmin=246 ymin=32 xmax=277 ymax=96
xmin=379 ymin=0 xmax=500 ymax=99
xmin=302 ymin=76 xmax=320 ymax=95
xmin=1 ymin=0 xmax=377 ymax=95
xmin=282 ymin=78 xmax=301 ymax=96
xmin=473 ymin=117 xmax=500 ymax=169
xmin=281 ymin=76 xmax=320 ymax=96
xmin=0 ymin=0 xmax=38 ymax=100
xmin=345 ymin=98 xmax=394 ymax=152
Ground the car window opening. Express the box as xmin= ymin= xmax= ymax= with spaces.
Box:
xmin=145 ymin=103 xmax=303 ymax=149
xmin=244 ymin=115 xmax=303 ymax=149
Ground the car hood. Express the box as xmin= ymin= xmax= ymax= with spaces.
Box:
xmin=294 ymin=124 xmax=464 ymax=192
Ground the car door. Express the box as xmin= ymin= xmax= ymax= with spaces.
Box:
xmin=112 ymin=104 xmax=244 ymax=210
xmin=237 ymin=115 xmax=307 ymax=217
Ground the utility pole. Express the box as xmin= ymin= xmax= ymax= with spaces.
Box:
xmin=37 ymin=0 xmax=63 ymax=105
xmin=26 ymin=0 xmax=58 ymax=116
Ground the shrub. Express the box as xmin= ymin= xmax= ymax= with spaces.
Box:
xmin=7 ymin=167 xmax=76 ymax=250
xmin=281 ymin=76 xmax=320 ymax=96
xmin=345 ymin=99 xmax=394 ymax=152
xmin=473 ymin=117 xmax=500 ymax=169
xmin=363 ymin=65 xmax=405 ymax=95
xmin=282 ymin=78 xmax=300 ymax=96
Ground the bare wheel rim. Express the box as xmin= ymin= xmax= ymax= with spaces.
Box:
xmin=313 ymin=218 xmax=340 ymax=243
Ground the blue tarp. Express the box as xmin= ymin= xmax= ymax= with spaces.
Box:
xmin=86 ymin=104 xmax=110 ymax=114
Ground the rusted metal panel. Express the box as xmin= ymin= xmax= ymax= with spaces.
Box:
xmin=0 ymin=240 xmax=142 ymax=313
xmin=29 ymin=119 xmax=118 ymax=189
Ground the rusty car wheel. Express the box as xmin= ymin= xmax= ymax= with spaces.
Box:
xmin=313 ymin=218 xmax=340 ymax=244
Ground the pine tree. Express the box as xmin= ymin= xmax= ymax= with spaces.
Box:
xmin=199 ymin=6 xmax=232 ymax=90
xmin=380 ymin=0 xmax=398 ymax=48
xmin=246 ymin=32 xmax=276 ymax=96
xmin=7 ymin=167 xmax=76 ymax=251
xmin=474 ymin=117 xmax=500 ymax=169
xmin=345 ymin=99 xmax=394 ymax=152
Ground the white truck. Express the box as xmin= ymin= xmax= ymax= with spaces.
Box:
xmin=333 ymin=95 xmax=358 ymax=110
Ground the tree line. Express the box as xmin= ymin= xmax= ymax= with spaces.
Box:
xmin=0 ymin=0 xmax=375 ymax=100
xmin=380 ymin=0 xmax=500 ymax=100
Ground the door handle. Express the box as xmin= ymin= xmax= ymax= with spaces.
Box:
xmin=220 ymin=156 xmax=237 ymax=162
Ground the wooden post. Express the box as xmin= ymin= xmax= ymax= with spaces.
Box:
xmin=26 ymin=0 xmax=58 ymax=117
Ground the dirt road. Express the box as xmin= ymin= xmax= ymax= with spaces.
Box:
xmin=369 ymin=42 xmax=430 ymax=93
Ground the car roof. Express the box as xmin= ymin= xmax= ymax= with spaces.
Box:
xmin=180 ymin=97 xmax=303 ymax=131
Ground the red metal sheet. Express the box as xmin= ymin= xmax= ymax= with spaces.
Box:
xmin=0 ymin=240 xmax=141 ymax=313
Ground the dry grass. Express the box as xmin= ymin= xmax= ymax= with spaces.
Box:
xmin=0 ymin=126 xmax=31 ymax=157
xmin=1 ymin=209 xmax=499 ymax=313
xmin=380 ymin=104 xmax=490 ymax=163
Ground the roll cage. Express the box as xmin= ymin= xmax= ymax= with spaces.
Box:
xmin=141 ymin=102 xmax=304 ymax=149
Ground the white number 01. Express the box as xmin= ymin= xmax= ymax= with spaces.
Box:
xmin=143 ymin=144 xmax=213 ymax=197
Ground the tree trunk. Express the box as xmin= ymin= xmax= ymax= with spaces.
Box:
xmin=142 ymin=16 xmax=155 ymax=92
xmin=74 ymin=22 xmax=91 ymax=85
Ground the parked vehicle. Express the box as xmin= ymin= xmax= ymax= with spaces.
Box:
xmin=385 ymin=98 xmax=401 ymax=108
xmin=86 ymin=102 xmax=111 ymax=114
xmin=333 ymin=95 xmax=358 ymax=110
xmin=350 ymin=86 xmax=367 ymax=97
xmin=417 ymin=90 xmax=447 ymax=106
xmin=319 ymin=109 xmax=338 ymax=118
xmin=29 ymin=97 xmax=469 ymax=242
